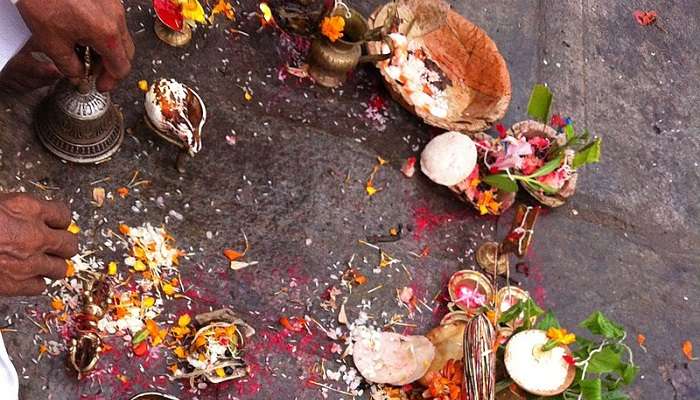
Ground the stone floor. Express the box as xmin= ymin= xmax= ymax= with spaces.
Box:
xmin=0 ymin=0 xmax=698 ymax=399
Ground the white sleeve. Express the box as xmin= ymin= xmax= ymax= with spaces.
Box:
xmin=0 ymin=0 xmax=31 ymax=72
xmin=0 ymin=332 xmax=19 ymax=400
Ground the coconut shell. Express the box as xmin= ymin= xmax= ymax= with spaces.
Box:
xmin=419 ymin=322 xmax=466 ymax=385
xmin=510 ymin=120 xmax=578 ymax=207
xmin=367 ymin=0 xmax=511 ymax=132
xmin=450 ymin=132 xmax=516 ymax=215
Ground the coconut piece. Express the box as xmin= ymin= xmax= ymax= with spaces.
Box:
xmin=504 ymin=330 xmax=575 ymax=396
xmin=367 ymin=0 xmax=511 ymax=132
xmin=419 ymin=322 xmax=466 ymax=385
xmin=510 ymin=120 xmax=577 ymax=207
xmin=421 ymin=131 xmax=477 ymax=186
xmin=353 ymin=330 xmax=435 ymax=385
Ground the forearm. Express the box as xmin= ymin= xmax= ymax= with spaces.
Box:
xmin=0 ymin=0 xmax=30 ymax=72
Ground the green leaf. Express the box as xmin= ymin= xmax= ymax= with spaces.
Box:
xmin=482 ymin=173 xmax=519 ymax=193
xmin=580 ymin=379 xmax=602 ymax=400
xmin=498 ymin=300 xmax=524 ymax=324
xmin=132 ymin=329 xmax=149 ymax=345
xmin=620 ymin=364 xmax=639 ymax=385
xmin=601 ymin=391 xmax=630 ymax=400
xmin=528 ymin=155 xmax=563 ymax=178
xmin=580 ymin=311 xmax=625 ymax=340
xmin=536 ymin=310 xmax=561 ymax=330
xmin=587 ymin=347 xmax=623 ymax=374
xmin=572 ymin=137 xmax=602 ymax=169
xmin=564 ymin=124 xmax=576 ymax=140
xmin=527 ymin=84 xmax=553 ymax=122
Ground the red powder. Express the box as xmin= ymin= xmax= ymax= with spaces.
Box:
xmin=412 ymin=206 xmax=468 ymax=240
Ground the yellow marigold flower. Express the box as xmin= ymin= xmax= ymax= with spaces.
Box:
xmin=142 ymin=296 xmax=155 ymax=308
xmin=476 ymin=189 xmax=502 ymax=215
xmin=180 ymin=0 xmax=206 ymax=25
xmin=138 ymin=80 xmax=149 ymax=92
xmin=173 ymin=346 xmax=186 ymax=359
xmin=107 ymin=261 xmax=118 ymax=276
xmin=162 ymin=283 xmax=176 ymax=296
xmin=320 ymin=15 xmax=345 ymax=42
xmin=67 ymin=222 xmax=80 ymax=234
xmin=178 ymin=314 xmax=191 ymax=327
xmin=547 ymin=327 xmax=576 ymax=345
xmin=366 ymin=182 xmax=378 ymax=196
xmin=133 ymin=260 xmax=147 ymax=272
xmin=259 ymin=2 xmax=272 ymax=23
xmin=215 ymin=367 xmax=226 ymax=377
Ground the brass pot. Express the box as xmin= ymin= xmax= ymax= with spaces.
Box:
xmin=447 ymin=270 xmax=494 ymax=315
xmin=308 ymin=7 xmax=389 ymax=87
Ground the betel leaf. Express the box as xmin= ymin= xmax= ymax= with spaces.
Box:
xmin=528 ymin=155 xmax=563 ymax=178
xmin=498 ymin=300 xmax=524 ymax=324
xmin=536 ymin=310 xmax=561 ymax=330
xmin=482 ymin=173 xmax=519 ymax=193
xmin=621 ymin=364 xmax=640 ymax=385
xmin=601 ymin=391 xmax=630 ymax=400
xmin=521 ymin=298 xmax=544 ymax=328
xmin=587 ymin=346 xmax=623 ymax=374
xmin=527 ymin=84 xmax=553 ymax=122
xmin=580 ymin=311 xmax=625 ymax=340
xmin=572 ymin=137 xmax=602 ymax=169
xmin=564 ymin=124 xmax=576 ymax=141
xmin=580 ymin=378 xmax=603 ymax=400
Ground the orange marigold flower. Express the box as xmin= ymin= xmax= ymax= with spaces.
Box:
xmin=320 ymin=15 xmax=345 ymax=42
xmin=223 ymin=248 xmax=243 ymax=261
xmin=51 ymin=297 xmax=65 ymax=311
xmin=65 ymin=260 xmax=75 ymax=277
xmin=118 ymin=224 xmax=130 ymax=235
xmin=211 ymin=0 xmax=235 ymax=20
xmin=116 ymin=187 xmax=129 ymax=198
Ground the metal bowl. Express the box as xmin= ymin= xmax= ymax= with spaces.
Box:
xmin=129 ymin=392 xmax=180 ymax=400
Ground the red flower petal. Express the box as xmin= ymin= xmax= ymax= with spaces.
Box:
xmin=495 ymin=123 xmax=507 ymax=139
xmin=633 ymin=10 xmax=657 ymax=26
xmin=563 ymin=354 xmax=576 ymax=366
xmin=154 ymin=0 xmax=184 ymax=31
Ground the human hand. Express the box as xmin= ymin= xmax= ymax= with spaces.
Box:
xmin=15 ymin=0 xmax=135 ymax=92
xmin=0 ymin=40 xmax=62 ymax=93
xmin=0 ymin=193 xmax=79 ymax=296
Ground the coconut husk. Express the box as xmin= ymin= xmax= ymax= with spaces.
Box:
xmin=450 ymin=132 xmax=516 ymax=215
xmin=419 ymin=322 xmax=466 ymax=385
xmin=367 ymin=0 xmax=511 ymax=133
xmin=510 ymin=120 xmax=578 ymax=207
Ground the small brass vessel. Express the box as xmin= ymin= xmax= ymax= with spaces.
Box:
xmin=308 ymin=7 xmax=390 ymax=87
xmin=447 ymin=270 xmax=494 ymax=316
xmin=34 ymin=78 xmax=124 ymax=164
xmin=476 ymin=241 xmax=510 ymax=276
xmin=154 ymin=18 xmax=192 ymax=47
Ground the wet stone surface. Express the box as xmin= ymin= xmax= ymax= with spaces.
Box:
xmin=0 ymin=0 xmax=698 ymax=399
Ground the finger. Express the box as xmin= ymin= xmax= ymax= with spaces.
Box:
xmin=15 ymin=277 xmax=47 ymax=296
xmin=95 ymin=69 xmax=119 ymax=93
xmin=38 ymin=199 xmax=72 ymax=229
xmin=43 ymin=228 xmax=79 ymax=259
xmin=35 ymin=254 xmax=70 ymax=280
xmin=44 ymin=42 xmax=84 ymax=79
xmin=89 ymin=34 xmax=131 ymax=83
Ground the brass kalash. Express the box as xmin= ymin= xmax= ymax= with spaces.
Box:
xmin=34 ymin=49 xmax=124 ymax=163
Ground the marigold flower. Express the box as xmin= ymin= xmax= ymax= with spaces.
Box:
xmin=116 ymin=187 xmax=129 ymax=198
xmin=67 ymin=222 xmax=80 ymax=234
xmin=50 ymin=297 xmax=65 ymax=311
xmin=138 ymin=80 xmax=149 ymax=92
xmin=211 ymin=0 xmax=235 ymax=20
xmin=546 ymin=327 xmax=576 ymax=345
xmin=476 ymin=189 xmax=502 ymax=215
xmin=320 ymin=15 xmax=345 ymax=42
xmin=178 ymin=314 xmax=191 ymax=327
xmin=180 ymin=0 xmax=206 ymax=25
xmin=107 ymin=261 xmax=118 ymax=276
xmin=162 ymin=283 xmax=177 ymax=296
xmin=65 ymin=260 xmax=75 ymax=277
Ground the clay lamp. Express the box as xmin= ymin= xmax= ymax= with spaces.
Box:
xmin=447 ymin=270 xmax=493 ymax=316
xmin=495 ymin=286 xmax=532 ymax=336
xmin=504 ymin=330 xmax=576 ymax=396
xmin=153 ymin=0 xmax=192 ymax=47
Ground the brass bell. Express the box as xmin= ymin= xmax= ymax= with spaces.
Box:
xmin=34 ymin=75 xmax=124 ymax=164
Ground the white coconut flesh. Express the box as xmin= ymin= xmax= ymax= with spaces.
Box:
xmin=145 ymin=78 xmax=205 ymax=154
xmin=504 ymin=329 xmax=573 ymax=395
xmin=353 ymin=331 xmax=435 ymax=385
xmin=420 ymin=131 xmax=477 ymax=186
